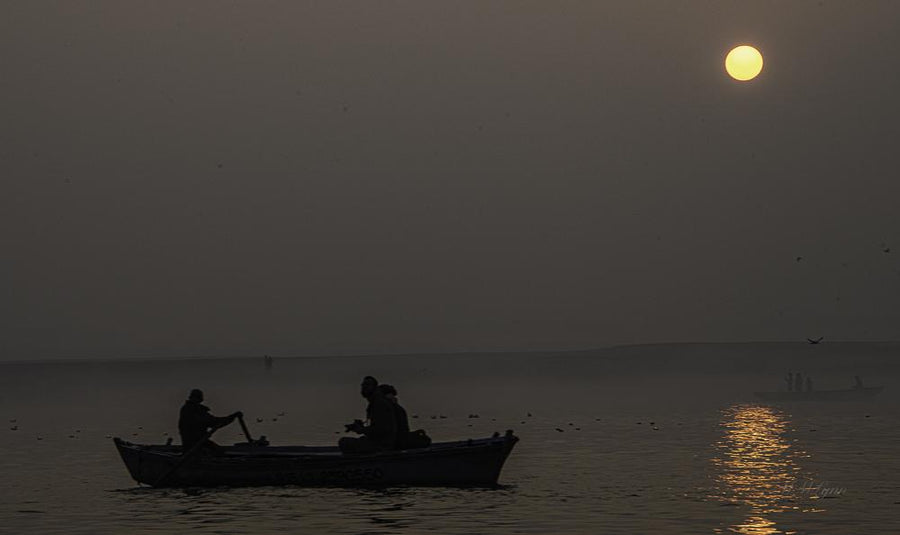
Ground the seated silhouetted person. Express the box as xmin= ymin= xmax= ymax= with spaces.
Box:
xmin=178 ymin=389 xmax=241 ymax=454
xmin=380 ymin=384 xmax=431 ymax=450
xmin=339 ymin=376 xmax=397 ymax=454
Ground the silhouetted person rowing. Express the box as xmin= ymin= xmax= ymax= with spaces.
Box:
xmin=339 ymin=376 xmax=397 ymax=454
xmin=178 ymin=389 xmax=242 ymax=454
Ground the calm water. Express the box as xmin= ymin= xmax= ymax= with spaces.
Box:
xmin=2 ymin=343 xmax=899 ymax=534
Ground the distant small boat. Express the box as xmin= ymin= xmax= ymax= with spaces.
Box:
xmin=754 ymin=386 xmax=883 ymax=402
xmin=114 ymin=431 xmax=518 ymax=488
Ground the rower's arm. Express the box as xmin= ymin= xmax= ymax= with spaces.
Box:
xmin=204 ymin=411 xmax=240 ymax=430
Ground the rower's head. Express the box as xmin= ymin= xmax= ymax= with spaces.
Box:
xmin=379 ymin=384 xmax=398 ymax=403
xmin=189 ymin=389 xmax=204 ymax=403
xmin=360 ymin=376 xmax=379 ymax=398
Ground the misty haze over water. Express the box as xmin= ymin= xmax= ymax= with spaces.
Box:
xmin=3 ymin=2 xmax=900 ymax=360
xmin=3 ymin=343 xmax=899 ymax=533
xmin=3 ymin=1 xmax=900 ymax=533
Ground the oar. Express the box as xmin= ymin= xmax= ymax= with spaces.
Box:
xmin=154 ymin=428 xmax=215 ymax=487
xmin=237 ymin=414 xmax=255 ymax=444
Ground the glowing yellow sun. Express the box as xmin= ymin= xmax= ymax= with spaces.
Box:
xmin=725 ymin=45 xmax=764 ymax=81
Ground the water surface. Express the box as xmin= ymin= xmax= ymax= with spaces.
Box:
xmin=2 ymin=343 xmax=898 ymax=534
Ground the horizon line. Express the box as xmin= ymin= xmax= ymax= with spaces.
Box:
xmin=2 ymin=339 xmax=899 ymax=366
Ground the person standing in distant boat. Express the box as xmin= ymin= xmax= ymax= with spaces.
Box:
xmin=794 ymin=372 xmax=803 ymax=393
xmin=786 ymin=372 xmax=794 ymax=391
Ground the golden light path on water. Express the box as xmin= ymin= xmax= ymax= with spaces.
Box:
xmin=711 ymin=405 xmax=823 ymax=535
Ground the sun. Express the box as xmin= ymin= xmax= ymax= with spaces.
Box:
xmin=725 ymin=45 xmax=764 ymax=81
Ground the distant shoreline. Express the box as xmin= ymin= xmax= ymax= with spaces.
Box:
xmin=2 ymin=340 xmax=899 ymax=366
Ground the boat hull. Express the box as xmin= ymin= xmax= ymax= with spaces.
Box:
xmin=114 ymin=432 xmax=518 ymax=488
xmin=753 ymin=386 xmax=883 ymax=402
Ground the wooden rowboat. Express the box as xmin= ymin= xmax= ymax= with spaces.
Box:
xmin=753 ymin=386 xmax=883 ymax=402
xmin=114 ymin=430 xmax=518 ymax=488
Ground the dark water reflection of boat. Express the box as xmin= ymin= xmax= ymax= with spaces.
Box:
xmin=711 ymin=404 xmax=816 ymax=535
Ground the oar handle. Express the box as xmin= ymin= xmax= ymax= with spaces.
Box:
xmin=237 ymin=414 xmax=254 ymax=443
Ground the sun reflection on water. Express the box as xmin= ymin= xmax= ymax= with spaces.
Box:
xmin=712 ymin=404 xmax=812 ymax=535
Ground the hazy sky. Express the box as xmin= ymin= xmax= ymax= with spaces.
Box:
xmin=2 ymin=2 xmax=899 ymax=360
